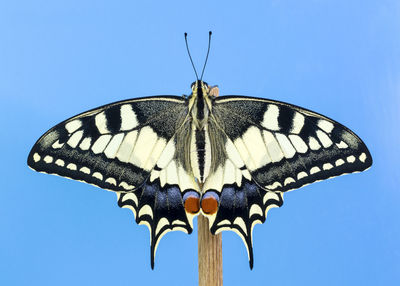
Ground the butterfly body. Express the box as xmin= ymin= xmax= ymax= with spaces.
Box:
xmin=28 ymin=80 xmax=372 ymax=269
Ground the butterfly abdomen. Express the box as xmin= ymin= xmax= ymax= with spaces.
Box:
xmin=190 ymin=124 xmax=212 ymax=184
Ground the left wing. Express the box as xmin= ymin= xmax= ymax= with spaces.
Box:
xmin=27 ymin=96 xmax=200 ymax=268
xmin=206 ymin=95 xmax=372 ymax=268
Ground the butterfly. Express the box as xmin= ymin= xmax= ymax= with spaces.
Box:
xmin=27 ymin=32 xmax=372 ymax=269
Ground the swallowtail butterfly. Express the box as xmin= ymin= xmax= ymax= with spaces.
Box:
xmin=28 ymin=32 xmax=372 ymax=269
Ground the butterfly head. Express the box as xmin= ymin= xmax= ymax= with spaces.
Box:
xmin=190 ymin=80 xmax=209 ymax=95
xmin=190 ymin=80 xmax=219 ymax=100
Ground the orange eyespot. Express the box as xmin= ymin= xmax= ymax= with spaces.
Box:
xmin=201 ymin=191 xmax=219 ymax=215
xmin=183 ymin=191 xmax=200 ymax=214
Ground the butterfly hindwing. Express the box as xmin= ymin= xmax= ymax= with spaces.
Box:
xmin=117 ymin=130 xmax=201 ymax=268
xmin=207 ymin=177 xmax=283 ymax=269
xmin=117 ymin=166 xmax=199 ymax=268
xmin=201 ymin=123 xmax=284 ymax=268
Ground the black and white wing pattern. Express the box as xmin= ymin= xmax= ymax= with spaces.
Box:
xmin=28 ymin=87 xmax=372 ymax=269
xmin=204 ymin=96 xmax=372 ymax=268
xmin=27 ymin=96 xmax=200 ymax=268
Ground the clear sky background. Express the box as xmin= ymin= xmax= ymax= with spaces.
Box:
xmin=1 ymin=1 xmax=399 ymax=285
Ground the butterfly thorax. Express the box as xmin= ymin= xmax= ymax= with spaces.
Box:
xmin=189 ymin=80 xmax=212 ymax=129
xmin=188 ymin=80 xmax=213 ymax=184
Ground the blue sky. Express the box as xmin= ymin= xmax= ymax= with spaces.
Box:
xmin=1 ymin=1 xmax=399 ymax=285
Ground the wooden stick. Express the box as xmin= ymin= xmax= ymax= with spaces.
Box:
xmin=198 ymin=214 xmax=223 ymax=286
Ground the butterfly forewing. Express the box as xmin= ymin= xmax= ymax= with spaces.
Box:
xmin=28 ymin=96 xmax=187 ymax=191
xmin=212 ymin=96 xmax=372 ymax=192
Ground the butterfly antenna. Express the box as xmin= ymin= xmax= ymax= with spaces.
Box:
xmin=184 ymin=32 xmax=199 ymax=80
xmin=200 ymin=31 xmax=212 ymax=80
